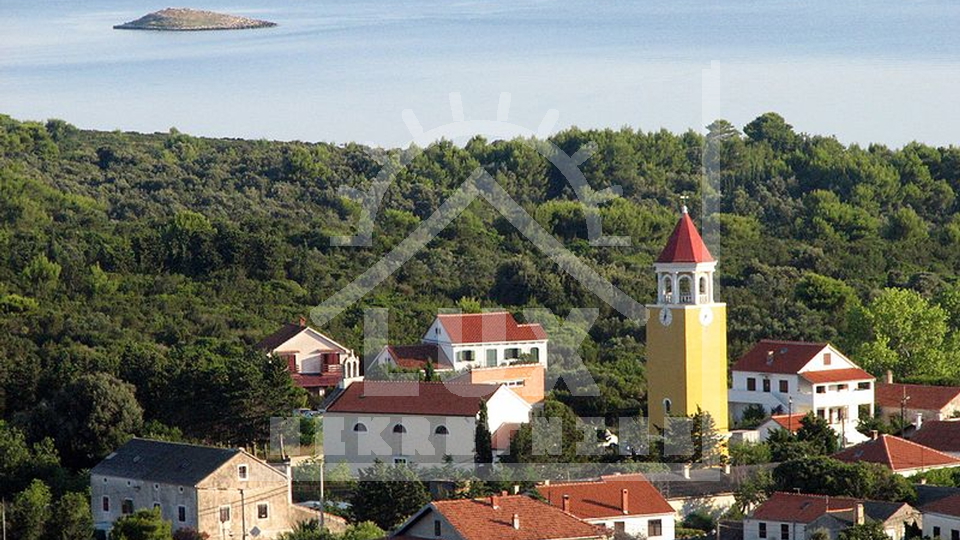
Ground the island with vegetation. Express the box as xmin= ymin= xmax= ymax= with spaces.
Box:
xmin=114 ymin=7 xmax=276 ymax=31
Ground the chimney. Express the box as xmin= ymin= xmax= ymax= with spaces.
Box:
xmin=490 ymin=495 xmax=499 ymax=510
xmin=870 ymin=430 xmax=879 ymax=441
xmin=854 ymin=503 xmax=864 ymax=526
xmin=916 ymin=412 xmax=924 ymax=430
xmin=621 ymin=488 xmax=629 ymax=515
xmin=920 ymin=478 xmax=928 ymax=485
xmin=512 ymin=514 xmax=520 ymax=529
xmin=682 ymin=463 xmax=691 ymax=479
xmin=766 ymin=351 xmax=775 ymax=365
xmin=543 ymin=480 xmax=550 ymax=486
xmin=501 ymin=490 xmax=509 ymax=497
xmin=512 ymin=485 xmax=520 ymax=495
xmin=562 ymin=494 xmax=570 ymax=513
xmin=724 ymin=463 xmax=732 ymax=475
xmin=886 ymin=370 xmax=894 ymax=384
xmin=299 ymin=316 xmax=307 ymax=328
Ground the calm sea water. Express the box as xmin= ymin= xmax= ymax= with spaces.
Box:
xmin=1 ymin=0 xmax=959 ymax=147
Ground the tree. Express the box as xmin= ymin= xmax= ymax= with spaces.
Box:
xmin=173 ymin=529 xmax=210 ymax=540
xmin=47 ymin=372 xmax=143 ymax=467
xmin=743 ymin=112 xmax=797 ymax=153
xmin=48 ymin=491 xmax=94 ymax=540
xmin=475 ymin=399 xmax=493 ymax=464
xmin=796 ymin=412 xmax=840 ymax=455
xmin=772 ymin=457 xmax=915 ymax=502
xmin=9 ymin=479 xmax=52 ymax=540
xmin=109 ymin=508 xmax=172 ymax=540
xmin=733 ymin=469 xmax=773 ymax=515
xmin=839 ymin=523 xmax=890 ymax=540
xmin=350 ymin=460 xmax=430 ymax=530
xmin=341 ymin=522 xmax=387 ymax=540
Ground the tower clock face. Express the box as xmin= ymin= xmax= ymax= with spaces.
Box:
xmin=659 ymin=307 xmax=672 ymax=326
xmin=699 ymin=307 xmax=714 ymax=326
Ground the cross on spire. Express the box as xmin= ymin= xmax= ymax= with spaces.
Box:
xmin=679 ymin=195 xmax=689 ymax=214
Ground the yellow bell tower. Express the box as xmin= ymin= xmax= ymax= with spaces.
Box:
xmin=647 ymin=206 xmax=728 ymax=432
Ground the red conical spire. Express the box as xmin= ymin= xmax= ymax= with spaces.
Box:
xmin=656 ymin=207 xmax=714 ymax=263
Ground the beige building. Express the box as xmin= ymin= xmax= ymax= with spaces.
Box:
xmin=91 ymin=438 xmax=306 ymax=539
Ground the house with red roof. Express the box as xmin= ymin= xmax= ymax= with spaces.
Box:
xmin=257 ymin=319 xmax=361 ymax=395
xmin=875 ymin=377 xmax=960 ymax=425
xmin=420 ymin=311 xmax=548 ymax=371
xmin=921 ymin=493 xmax=960 ymax=540
xmin=832 ymin=433 xmax=960 ymax=476
xmin=321 ymin=381 xmax=531 ymax=472
xmin=910 ymin=420 xmax=960 ymax=457
xmin=537 ymin=474 xmax=676 ymax=539
xmin=745 ymin=492 xmax=919 ymax=540
xmin=390 ymin=493 xmax=611 ymax=540
xmin=756 ymin=413 xmax=806 ymax=439
xmin=728 ymin=340 xmax=875 ymax=445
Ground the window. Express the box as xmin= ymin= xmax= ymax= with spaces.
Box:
xmin=393 ymin=457 xmax=408 ymax=465
xmin=614 ymin=522 xmax=626 ymax=534
xmin=435 ymin=425 xmax=449 ymax=435
xmin=434 ymin=520 xmax=442 ymax=537
xmin=219 ymin=506 xmax=231 ymax=523
xmin=505 ymin=348 xmax=520 ymax=360
xmin=178 ymin=506 xmax=187 ymax=522
xmin=817 ymin=409 xmax=825 ymax=419
xmin=858 ymin=381 xmax=871 ymax=390
xmin=393 ymin=423 xmax=406 ymax=434
xmin=648 ymin=519 xmax=663 ymax=537
xmin=823 ymin=353 xmax=832 ymax=366
xmin=504 ymin=380 xmax=525 ymax=387
xmin=102 ymin=497 xmax=110 ymax=513
xmin=779 ymin=380 xmax=789 ymax=393
xmin=762 ymin=379 xmax=771 ymax=393
xmin=529 ymin=347 xmax=539 ymax=362
xmin=456 ymin=350 xmax=475 ymax=362
xmin=837 ymin=384 xmax=848 ymax=391
xmin=747 ymin=378 xmax=757 ymax=391
xmin=153 ymin=502 xmax=161 ymax=511
xmin=257 ymin=503 xmax=269 ymax=519
xmin=238 ymin=464 xmax=248 ymax=480
xmin=781 ymin=523 xmax=789 ymax=540
xmin=816 ymin=386 xmax=826 ymax=394
xmin=663 ymin=398 xmax=672 ymax=414
xmin=486 ymin=349 xmax=497 ymax=367
xmin=931 ymin=527 xmax=939 ymax=539
xmin=122 ymin=499 xmax=134 ymax=515
xmin=153 ymin=483 xmax=159 ymax=491
xmin=951 ymin=530 xmax=958 ymax=540
xmin=759 ymin=523 xmax=767 ymax=539
xmin=353 ymin=423 xmax=367 ymax=432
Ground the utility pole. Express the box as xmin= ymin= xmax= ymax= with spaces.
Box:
xmin=900 ymin=387 xmax=910 ymax=436
xmin=240 ymin=489 xmax=247 ymax=540
xmin=319 ymin=454 xmax=325 ymax=530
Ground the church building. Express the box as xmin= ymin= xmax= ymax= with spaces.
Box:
xmin=646 ymin=206 xmax=729 ymax=432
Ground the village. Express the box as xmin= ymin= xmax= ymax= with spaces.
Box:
xmin=87 ymin=208 xmax=960 ymax=540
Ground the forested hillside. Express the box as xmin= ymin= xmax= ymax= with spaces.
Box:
xmin=2 ymin=112 xmax=960 ymax=468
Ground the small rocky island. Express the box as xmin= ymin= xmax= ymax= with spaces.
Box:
xmin=114 ymin=8 xmax=276 ymax=31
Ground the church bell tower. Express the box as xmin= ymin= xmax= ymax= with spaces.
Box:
xmin=646 ymin=206 xmax=729 ymax=432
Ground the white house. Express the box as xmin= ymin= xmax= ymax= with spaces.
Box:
xmin=922 ymin=494 xmax=960 ymax=540
xmin=729 ymin=340 xmax=875 ymax=445
xmin=746 ymin=493 xmax=919 ymax=540
xmin=321 ymin=380 xmax=531 ymax=472
xmin=257 ymin=320 xmax=361 ymax=394
xmin=538 ymin=474 xmax=676 ymax=540
xmin=420 ymin=312 xmax=548 ymax=371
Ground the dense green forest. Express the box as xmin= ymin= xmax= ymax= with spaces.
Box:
xmin=3 ymin=111 xmax=960 ymax=468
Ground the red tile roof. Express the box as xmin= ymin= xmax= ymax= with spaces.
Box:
xmin=424 ymin=495 xmax=609 ymax=540
xmin=876 ymin=383 xmax=960 ymax=412
xmin=324 ymin=381 xmax=500 ymax=416
xmin=732 ymin=340 xmax=828 ymax=374
xmin=257 ymin=322 xmax=308 ymax=351
xmin=909 ymin=420 xmax=960 ymax=453
xmin=538 ymin=475 xmax=674 ymax=519
xmin=800 ymin=368 xmax=874 ymax=384
xmin=656 ymin=210 xmax=714 ymax=264
xmin=386 ymin=344 xmax=453 ymax=370
xmin=832 ymin=434 xmax=960 ymax=472
xmin=437 ymin=312 xmax=547 ymax=345
xmin=751 ymin=492 xmax=859 ymax=523
xmin=765 ymin=413 xmax=806 ymax=433
xmin=923 ymin=493 xmax=960 ymax=518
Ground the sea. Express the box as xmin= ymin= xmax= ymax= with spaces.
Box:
xmin=1 ymin=0 xmax=959 ymax=147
